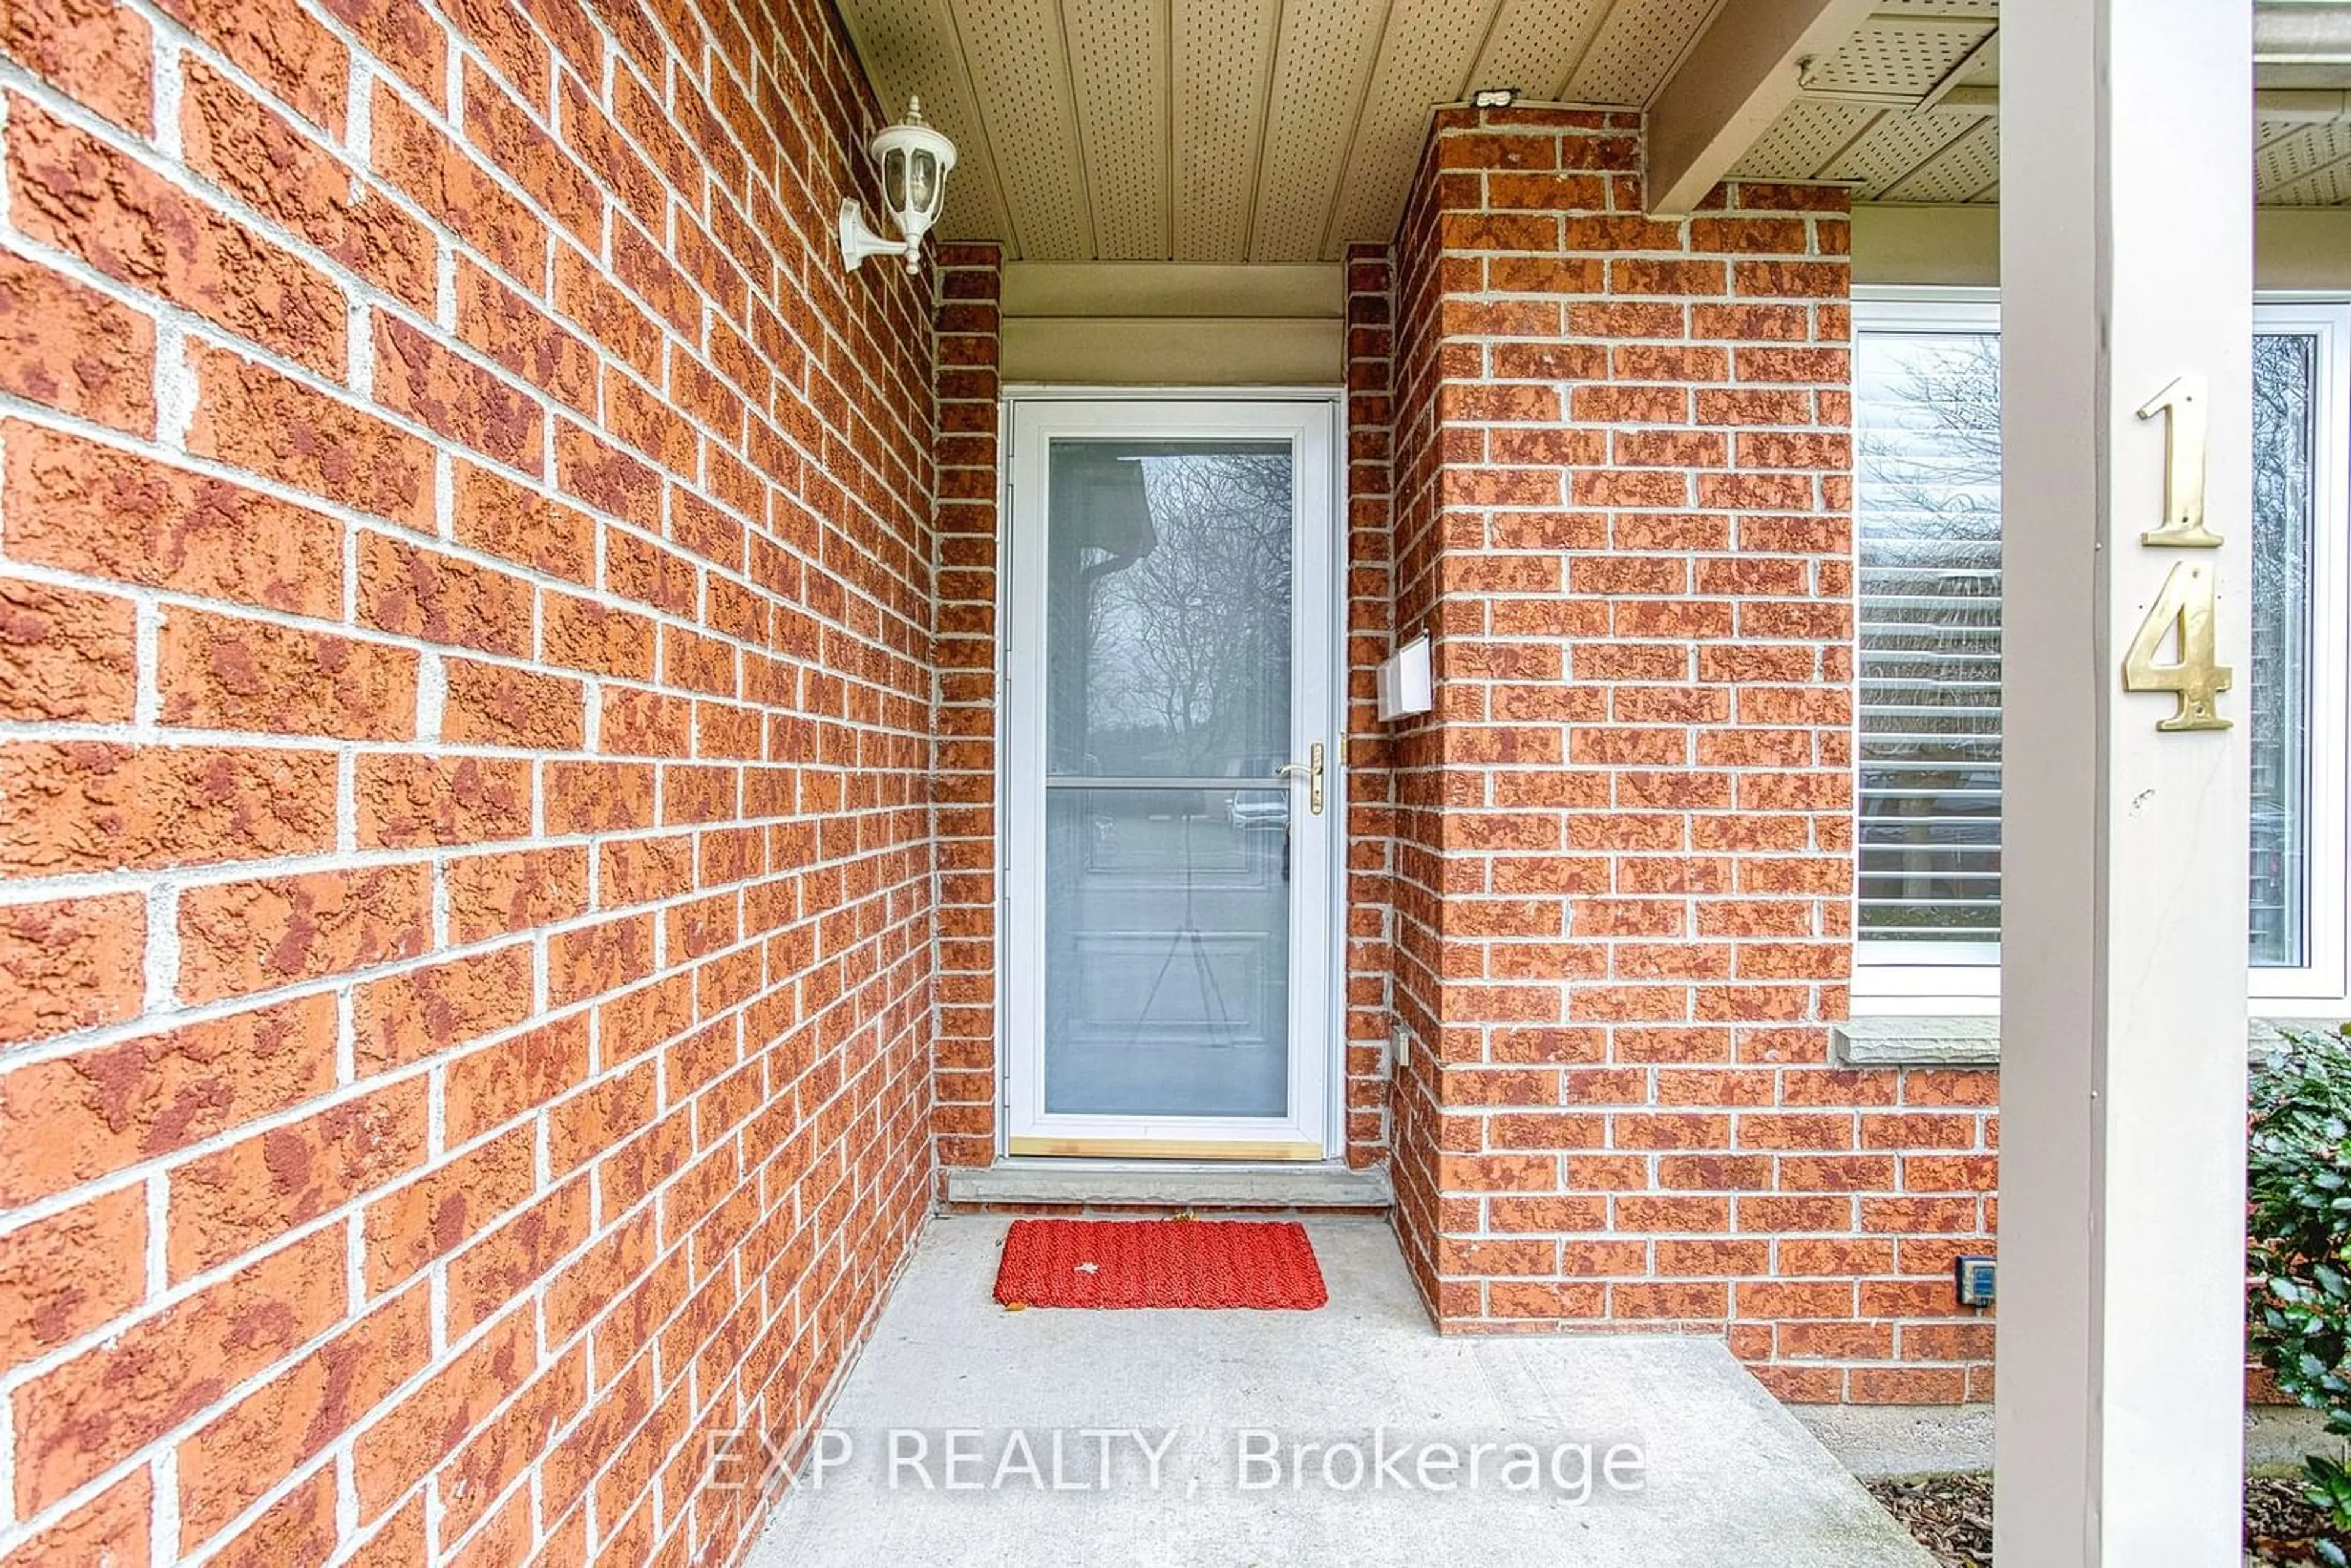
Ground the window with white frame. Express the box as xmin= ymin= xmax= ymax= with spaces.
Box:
xmin=1854 ymin=292 xmax=2350 ymax=1009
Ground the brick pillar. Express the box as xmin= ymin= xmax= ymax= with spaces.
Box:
xmin=932 ymin=244 xmax=1003 ymax=1169
xmin=1380 ymin=107 xmax=1973 ymax=1399
xmin=1343 ymin=245 xmax=1398 ymax=1170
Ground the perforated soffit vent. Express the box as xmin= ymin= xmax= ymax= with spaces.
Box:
xmin=830 ymin=1 xmax=2351 ymax=264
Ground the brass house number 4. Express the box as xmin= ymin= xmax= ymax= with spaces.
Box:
xmin=2121 ymin=373 xmax=2233 ymax=732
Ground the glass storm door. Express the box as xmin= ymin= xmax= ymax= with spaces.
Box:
xmin=1002 ymin=398 xmax=1338 ymax=1160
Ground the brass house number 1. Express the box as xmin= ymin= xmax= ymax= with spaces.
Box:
xmin=2121 ymin=373 xmax=2233 ymax=732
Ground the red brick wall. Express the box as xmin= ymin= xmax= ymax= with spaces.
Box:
xmin=931 ymin=242 xmax=1000 ymax=1170
xmin=1373 ymin=105 xmax=1997 ymax=1403
xmin=0 ymin=0 xmax=947 ymax=1559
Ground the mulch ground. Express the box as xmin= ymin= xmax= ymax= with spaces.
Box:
xmin=1867 ymin=1473 xmax=2344 ymax=1565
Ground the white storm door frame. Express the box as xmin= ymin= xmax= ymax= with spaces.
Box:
xmin=999 ymin=392 xmax=1341 ymax=1159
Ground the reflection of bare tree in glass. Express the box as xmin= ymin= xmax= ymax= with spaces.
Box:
xmin=2250 ymin=334 xmax=2312 ymax=967
xmin=1067 ymin=450 xmax=1295 ymax=1056
xmin=1087 ymin=453 xmax=1294 ymax=776
xmin=1858 ymin=334 xmax=2004 ymax=944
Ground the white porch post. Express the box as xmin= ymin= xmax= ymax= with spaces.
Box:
xmin=1996 ymin=1 xmax=2254 ymax=1563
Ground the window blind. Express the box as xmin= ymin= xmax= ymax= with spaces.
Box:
xmin=1854 ymin=321 xmax=2320 ymax=969
xmin=1855 ymin=331 xmax=2004 ymax=947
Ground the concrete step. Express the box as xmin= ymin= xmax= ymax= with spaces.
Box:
xmin=943 ymin=1161 xmax=1394 ymax=1210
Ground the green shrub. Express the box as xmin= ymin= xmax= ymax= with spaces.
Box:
xmin=2248 ymin=1024 xmax=2351 ymax=1565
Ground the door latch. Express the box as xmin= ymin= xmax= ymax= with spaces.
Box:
xmin=1273 ymin=741 xmax=1325 ymax=816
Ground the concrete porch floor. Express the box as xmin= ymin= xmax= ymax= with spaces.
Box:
xmin=750 ymin=1217 xmax=1932 ymax=1566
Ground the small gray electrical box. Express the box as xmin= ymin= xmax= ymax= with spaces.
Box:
xmin=1954 ymin=1255 xmax=1996 ymax=1308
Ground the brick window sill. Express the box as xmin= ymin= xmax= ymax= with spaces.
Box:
xmin=1833 ymin=1014 xmax=2344 ymax=1068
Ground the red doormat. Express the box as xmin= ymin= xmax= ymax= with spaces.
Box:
xmin=993 ymin=1218 xmax=1328 ymax=1310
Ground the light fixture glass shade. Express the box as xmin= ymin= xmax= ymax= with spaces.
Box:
xmin=868 ymin=97 xmax=956 ymax=268
xmin=909 ymin=148 xmax=937 ymax=214
xmin=839 ymin=97 xmax=958 ymax=273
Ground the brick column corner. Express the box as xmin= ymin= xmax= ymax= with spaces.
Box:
xmin=1378 ymin=107 xmax=1990 ymax=1401
xmin=931 ymin=242 xmax=1003 ymax=1171
xmin=1344 ymin=242 xmax=1400 ymax=1171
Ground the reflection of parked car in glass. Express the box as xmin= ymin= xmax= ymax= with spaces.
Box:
xmin=1221 ymin=754 xmax=1289 ymax=833
xmin=2249 ymin=800 xmax=2293 ymax=953
xmin=1226 ymin=789 xmax=1288 ymax=831
xmin=1858 ymin=764 xmax=2000 ymax=828
xmin=1858 ymin=766 xmax=2000 ymax=929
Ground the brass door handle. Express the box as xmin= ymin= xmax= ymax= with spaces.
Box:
xmin=1272 ymin=741 xmax=1325 ymax=816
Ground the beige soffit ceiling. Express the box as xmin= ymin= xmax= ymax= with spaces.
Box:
xmin=834 ymin=0 xmax=2351 ymax=264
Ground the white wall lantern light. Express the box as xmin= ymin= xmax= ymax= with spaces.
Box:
xmin=839 ymin=97 xmax=957 ymax=273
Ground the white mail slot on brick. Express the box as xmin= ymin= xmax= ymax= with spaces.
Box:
xmin=1375 ymin=634 xmax=1433 ymax=722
